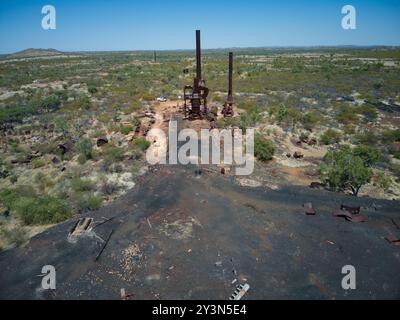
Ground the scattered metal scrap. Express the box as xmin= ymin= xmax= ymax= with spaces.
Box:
xmin=120 ymin=288 xmax=134 ymax=300
xmin=333 ymin=206 xmax=366 ymax=223
xmin=293 ymin=151 xmax=304 ymax=159
xmin=96 ymin=137 xmax=108 ymax=147
xmin=385 ymin=235 xmax=400 ymax=246
xmin=229 ymin=283 xmax=250 ymax=300
xmin=303 ymin=202 xmax=316 ymax=215
xmin=94 ymin=229 xmax=114 ymax=262
xmin=391 ymin=218 xmax=400 ymax=230
xmin=92 ymin=216 xmax=116 ymax=230
xmin=340 ymin=205 xmax=360 ymax=215
xmin=69 ymin=217 xmax=93 ymax=237
xmin=58 ymin=141 xmax=74 ymax=155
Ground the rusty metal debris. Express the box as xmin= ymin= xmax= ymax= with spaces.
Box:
xmin=69 ymin=217 xmax=93 ymax=237
xmin=309 ymin=182 xmax=324 ymax=189
xmin=293 ymin=151 xmax=304 ymax=159
xmin=95 ymin=229 xmax=114 ymax=262
xmin=303 ymin=202 xmax=316 ymax=215
xmin=333 ymin=206 xmax=366 ymax=223
xmin=385 ymin=235 xmax=400 ymax=246
xmin=58 ymin=141 xmax=74 ymax=154
xmin=120 ymin=288 xmax=134 ymax=300
xmin=229 ymin=283 xmax=250 ymax=300
xmin=96 ymin=137 xmax=108 ymax=147
xmin=340 ymin=205 xmax=360 ymax=215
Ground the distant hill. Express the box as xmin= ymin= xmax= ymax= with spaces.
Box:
xmin=6 ymin=48 xmax=65 ymax=59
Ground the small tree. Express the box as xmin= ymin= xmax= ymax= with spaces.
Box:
xmin=277 ymin=103 xmax=288 ymax=123
xmin=319 ymin=145 xmax=379 ymax=196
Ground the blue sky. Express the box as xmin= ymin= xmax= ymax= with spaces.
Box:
xmin=0 ymin=0 xmax=399 ymax=53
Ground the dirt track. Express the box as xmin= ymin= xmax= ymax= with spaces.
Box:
xmin=0 ymin=163 xmax=399 ymax=300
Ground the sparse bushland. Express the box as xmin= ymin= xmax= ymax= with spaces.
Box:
xmin=319 ymin=145 xmax=380 ymax=196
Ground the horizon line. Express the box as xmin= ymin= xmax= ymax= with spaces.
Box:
xmin=2 ymin=44 xmax=400 ymax=56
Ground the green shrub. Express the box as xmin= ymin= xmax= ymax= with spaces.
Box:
xmin=343 ymin=124 xmax=356 ymax=135
xmin=240 ymin=110 xmax=261 ymax=129
xmin=104 ymin=146 xmax=125 ymax=164
xmin=336 ymin=107 xmax=360 ymax=125
xmin=321 ymin=129 xmax=342 ymax=145
xmin=357 ymin=104 xmax=378 ymax=122
xmin=77 ymin=154 xmax=87 ymax=164
xmin=353 ymin=145 xmax=380 ymax=167
xmin=74 ymin=192 xmax=102 ymax=212
xmin=302 ymin=111 xmax=319 ymax=130
xmin=0 ymin=189 xmax=19 ymax=210
xmin=41 ymin=94 xmax=61 ymax=110
xmin=75 ymin=137 xmax=93 ymax=161
xmin=374 ymin=171 xmax=392 ymax=192
xmin=120 ymin=125 xmax=134 ymax=135
xmin=134 ymin=137 xmax=150 ymax=152
xmin=355 ymin=131 xmax=380 ymax=145
xmin=381 ymin=129 xmax=400 ymax=142
xmin=74 ymin=95 xmax=91 ymax=110
xmin=238 ymin=100 xmax=258 ymax=110
xmin=71 ymin=177 xmax=94 ymax=192
xmin=277 ymin=103 xmax=288 ymax=123
xmin=32 ymin=158 xmax=46 ymax=169
xmin=13 ymin=196 xmax=72 ymax=225
xmin=88 ymin=86 xmax=98 ymax=94
xmin=34 ymin=172 xmax=55 ymax=190
xmin=319 ymin=145 xmax=378 ymax=196
xmin=254 ymin=135 xmax=275 ymax=161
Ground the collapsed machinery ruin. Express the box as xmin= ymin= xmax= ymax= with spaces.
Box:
xmin=183 ymin=30 xmax=234 ymax=120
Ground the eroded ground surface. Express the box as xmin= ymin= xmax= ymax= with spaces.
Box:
xmin=0 ymin=163 xmax=399 ymax=300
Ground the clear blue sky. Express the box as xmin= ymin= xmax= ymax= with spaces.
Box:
xmin=0 ymin=0 xmax=399 ymax=53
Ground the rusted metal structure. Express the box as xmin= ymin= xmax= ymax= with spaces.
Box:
xmin=183 ymin=30 xmax=209 ymax=119
xmin=222 ymin=52 xmax=234 ymax=117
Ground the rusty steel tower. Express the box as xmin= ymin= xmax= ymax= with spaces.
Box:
xmin=222 ymin=52 xmax=234 ymax=117
xmin=183 ymin=30 xmax=209 ymax=119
